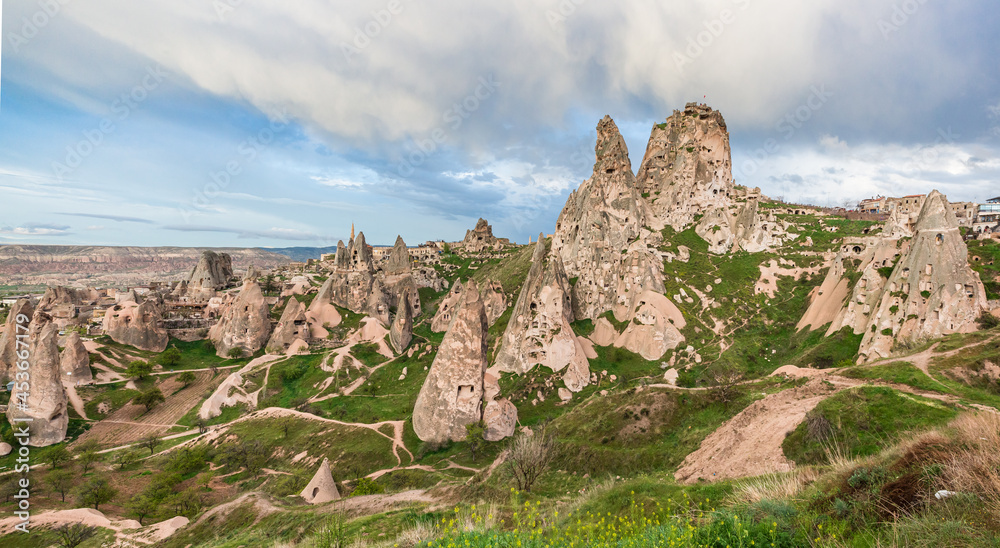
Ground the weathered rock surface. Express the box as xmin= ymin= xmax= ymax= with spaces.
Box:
xmin=636 ymin=102 xmax=735 ymax=230
xmin=460 ymin=218 xmax=505 ymax=253
xmin=389 ymin=288 xmax=413 ymax=354
xmin=413 ymin=279 xmax=489 ymax=443
xmin=551 ymin=116 xmax=665 ymax=322
xmin=481 ymin=280 xmax=508 ymax=326
xmin=381 ymin=236 xmax=422 ymax=319
xmin=305 ymin=277 xmax=343 ymax=339
xmin=59 ymin=331 xmax=93 ymax=383
xmin=6 ymin=313 xmax=68 ymax=447
xmin=589 ymin=317 xmax=619 ymax=347
xmin=209 ymin=281 xmax=272 ymax=358
xmin=301 ymin=457 xmax=340 ymax=504
xmin=267 ymin=297 xmax=310 ymax=353
xmin=858 ymin=191 xmax=988 ymax=361
xmin=431 ymin=280 xmax=464 ymax=332
xmin=0 ymin=442 xmax=11 ymax=457
xmin=103 ymin=299 xmax=169 ymax=352
xmin=186 ymin=251 xmax=233 ymax=298
xmin=0 ymin=298 xmax=34 ymax=381
xmin=614 ymin=291 xmax=686 ymax=360
xmin=483 ymin=398 xmax=517 ymax=442
xmin=384 ymin=235 xmax=412 ymax=276
xmin=495 ymin=237 xmax=590 ymax=392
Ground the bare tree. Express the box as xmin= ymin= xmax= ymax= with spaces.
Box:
xmin=706 ymin=360 xmax=744 ymax=407
xmin=54 ymin=523 xmax=95 ymax=548
xmin=503 ymin=431 xmax=556 ymax=492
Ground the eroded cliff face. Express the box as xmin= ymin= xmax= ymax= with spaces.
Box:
xmin=6 ymin=312 xmax=68 ymax=447
xmin=186 ymin=251 xmax=234 ymax=299
xmin=412 ymin=280 xmax=489 ymax=444
xmin=551 ymin=116 xmax=665 ymax=322
xmin=209 ymin=281 xmax=272 ymax=358
xmin=858 ymin=191 xmax=988 ymax=361
xmin=0 ymin=298 xmax=34 ymax=381
xmin=103 ymin=298 xmax=169 ymax=352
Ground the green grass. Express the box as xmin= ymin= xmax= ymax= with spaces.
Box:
xmin=80 ymin=385 xmax=142 ymax=420
xmin=156 ymin=338 xmax=255 ymax=371
xmin=840 ymin=361 xmax=947 ymax=393
xmin=782 ymin=386 xmax=958 ymax=465
xmin=967 ymin=239 xmax=1000 ymax=300
xmin=351 ymin=342 xmax=388 ymax=367
xmin=257 ymin=353 xmax=328 ymax=409
xmin=313 ymin=349 xmax=434 ymax=422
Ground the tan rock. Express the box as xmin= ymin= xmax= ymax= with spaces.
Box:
xmin=186 ymin=250 xmax=233 ymax=298
xmin=103 ymin=299 xmax=169 ymax=352
xmin=305 ymin=277 xmax=343 ymax=338
xmin=59 ymin=331 xmax=93 ymax=383
xmin=494 ymin=237 xmax=590 ymax=392
xmin=589 ymin=317 xmax=619 ymax=346
xmin=481 ymin=279 xmax=508 ymax=326
xmin=6 ymin=312 xmax=68 ymax=447
xmin=267 ymin=297 xmax=310 ymax=352
xmin=482 ymin=398 xmax=517 ymax=442
xmin=209 ymin=281 xmax=272 ymax=358
xmin=413 ymin=280 xmax=489 ymax=444
xmin=301 ymin=457 xmax=340 ymax=504
xmin=0 ymin=298 xmax=34 ymax=381
xmin=0 ymin=442 xmax=11 ymax=456
xmin=430 ymin=280 xmax=464 ymax=332
xmin=614 ymin=291 xmax=686 ymax=360
xmin=389 ymin=288 xmax=413 ymax=353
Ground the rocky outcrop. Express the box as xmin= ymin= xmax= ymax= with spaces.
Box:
xmin=301 ymin=457 xmax=340 ymax=504
xmin=482 ymin=280 xmax=508 ymax=326
xmin=483 ymin=398 xmax=517 ymax=442
xmin=59 ymin=331 xmax=93 ymax=383
xmin=186 ymin=251 xmax=233 ymax=298
xmin=384 ymin=236 xmax=412 ymax=276
xmin=494 ymin=237 xmax=591 ymax=392
xmin=267 ymin=297 xmax=310 ymax=353
xmin=858 ymin=191 xmax=988 ymax=361
xmin=636 ymin=102 xmax=735 ymax=230
xmin=460 ymin=219 xmax=506 ymax=253
xmin=6 ymin=312 xmax=68 ymax=447
xmin=413 ymin=280 xmax=489 ymax=443
xmin=389 ymin=288 xmax=413 ymax=354
xmin=103 ymin=299 xmax=169 ymax=352
xmin=381 ymin=236 xmax=422 ymax=319
xmin=243 ymin=264 xmax=261 ymax=282
xmin=551 ymin=116 xmax=665 ymax=321
xmin=208 ymin=281 xmax=272 ymax=358
xmin=613 ymin=291 xmax=686 ymax=360
xmin=431 ymin=280 xmax=464 ymax=332
xmin=694 ymin=195 xmax=790 ymax=254
xmin=305 ymin=277 xmax=343 ymax=339
xmin=0 ymin=298 xmax=34 ymax=381
xmin=36 ymin=286 xmax=94 ymax=326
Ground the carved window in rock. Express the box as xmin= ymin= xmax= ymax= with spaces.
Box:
xmin=936 ymin=234 xmax=943 ymax=245
xmin=456 ymin=385 xmax=477 ymax=403
xmin=925 ymin=265 xmax=933 ymax=275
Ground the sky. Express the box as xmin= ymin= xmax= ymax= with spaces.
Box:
xmin=1 ymin=0 xmax=998 ymax=248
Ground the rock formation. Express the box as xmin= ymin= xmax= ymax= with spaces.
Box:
xmin=461 ymin=218 xmax=505 ymax=253
xmin=481 ymin=280 xmax=508 ymax=326
xmin=103 ymin=299 xmax=169 ymax=352
xmin=431 ymin=280 xmax=464 ymax=332
xmin=551 ymin=116 xmax=665 ymax=321
xmin=613 ymin=291 xmax=686 ymax=360
xmin=59 ymin=331 xmax=93 ymax=383
xmin=243 ymin=264 xmax=261 ymax=282
xmin=482 ymin=398 xmax=517 ymax=442
xmin=6 ymin=312 xmax=68 ymax=447
xmin=389 ymin=288 xmax=413 ymax=353
xmin=381 ymin=235 xmax=422 ymax=318
xmin=0 ymin=298 xmax=34 ymax=381
xmin=858 ymin=191 xmax=987 ymax=361
xmin=301 ymin=457 xmax=340 ymax=504
xmin=186 ymin=251 xmax=233 ymax=298
xmin=495 ymin=237 xmax=591 ymax=392
xmin=636 ymin=102 xmax=735 ymax=230
xmin=208 ymin=281 xmax=272 ymax=358
xmin=305 ymin=277 xmax=343 ymax=339
xmin=267 ymin=297 xmax=310 ymax=353
xmin=413 ymin=279 xmax=489 ymax=443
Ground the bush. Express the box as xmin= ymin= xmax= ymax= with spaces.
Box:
xmin=977 ymin=312 xmax=999 ymax=330
xmin=159 ymin=347 xmax=182 ymax=367
xmin=227 ymin=347 xmax=245 ymax=359
xmin=349 ymin=477 xmax=385 ymax=497
xmin=503 ymin=430 xmax=555 ymax=492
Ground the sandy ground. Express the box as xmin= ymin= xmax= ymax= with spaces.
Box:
xmin=64 ymin=383 xmax=88 ymax=420
xmin=0 ymin=507 xmax=188 ymax=545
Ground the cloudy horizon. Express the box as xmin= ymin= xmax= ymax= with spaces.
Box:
xmin=2 ymin=0 xmax=998 ymax=248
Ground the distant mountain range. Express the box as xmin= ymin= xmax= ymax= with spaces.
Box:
xmin=259 ymin=246 xmax=339 ymax=262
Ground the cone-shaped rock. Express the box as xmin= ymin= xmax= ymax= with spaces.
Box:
xmin=481 ymin=280 xmax=508 ymax=326
xmin=613 ymin=291 xmax=686 ymax=360
xmin=186 ymin=251 xmax=233 ymax=297
xmin=334 ymin=240 xmax=350 ymax=270
xmin=384 ymin=236 xmax=412 ymax=276
xmin=390 ymin=288 xmax=413 ymax=353
xmin=103 ymin=299 xmax=169 ymax=352
xmin=0 ymin=298 xmax=34 ymax=381
xmin=305 ymin=277 xmax=342 ymax=338
xmin=268 ymin=297 xmax=310 ymax=353
xmin=551 ymin=116 xmax=665 ymax=321
xmin=6 ymin=313 xmax=68 ymax=447
xmin=209 ymin=281 xmax=272 ymax=358
xmin=430 ymin=280 xmax=464 ymax=332
xmin=413 ymin=279 xmax=488 ymax=443
xmin=859 ymin=190 xmax=988 ymax=361
xmin=301 ymin=457 xmax=340 ymax=504
xmin=60 ymin=331 xmax=93 ymax=383
xmin=494 ymin=236 xmax=591 ymax=391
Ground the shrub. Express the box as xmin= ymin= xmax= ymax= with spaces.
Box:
xmin=977 ymin=312 xmax=999 ymax=330
xmin=503 ymin=430 xmax=555 ymax=492
xmin=227 ymin=347 xmax=245 ymax=359
xmin=349 ymin=477 xmax=385 ymax=497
